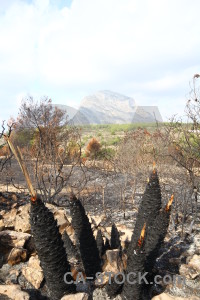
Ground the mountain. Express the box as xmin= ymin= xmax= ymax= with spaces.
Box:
xmin=52 ymin=104 xmax=77 ymax=120
xmin=53 ymin=90 xmax=163 ymax=125
xmin=132 ymin=106 xmax=163 ymax=123
xmin=78 ymin=90 xmax=136 ymax=124
xmin=52 ymin=104 xmax=90 ymax=125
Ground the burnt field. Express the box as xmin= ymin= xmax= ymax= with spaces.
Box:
xmin=0 ymin=164 xmax=200 ymax=300
xmin=1 ymin=113 xmax=200 ymax=299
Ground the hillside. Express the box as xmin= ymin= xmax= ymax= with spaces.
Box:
xmin=54 ymin=90 xmax=163 ymax=125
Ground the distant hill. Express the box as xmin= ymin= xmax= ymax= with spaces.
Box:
xmin=132 ymin=106 xmax=163 ymax=123
xmin=53 ymin=90 xmax=163 ymax=125
xmin=52 ymin=104 xmax=77 ymax=120
xmin=78 ymin=90 xmax=136 ymax=124
xmin=52 ymin=104 xmax=90 ymax=125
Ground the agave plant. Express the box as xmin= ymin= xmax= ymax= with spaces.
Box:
xmin=110 ymin=223 xmax=121 ymax=250
xmin=4 ymin=138 xmax=76 ymax=299
xmin=7 ymin=137 xmax=174 ymax=300
xmin=30 ymin=195 xmax=76 ymax=300
xmin=129 ymin=168 xmax=162 ymax=252
xmin=62 ymin=230 xmax=80 ymax=261
xmin=69 ymin=194 xmax=102 ymax=279
xmin=144 ymin=195 xmax=174 ymax=274
xmin=121 ymin=224 xmax=146 ymax=300
xmin=106 ymin=168 xmax=173 ymax=300
xmin=96 ymin=229 xmax=105 ymax=258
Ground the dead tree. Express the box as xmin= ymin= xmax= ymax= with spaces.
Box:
xmin=0 ymin=121 xmax=13 ymax=173
xmin=11 ymin=96 xmax=81 ymax=203
xmin=113 ymin=128 xmax=165 ymax=216
xmin=159 ymin=75 xmax=200 ymax=226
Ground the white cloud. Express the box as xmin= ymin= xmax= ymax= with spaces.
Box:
xmin=0 ymin=0 xmax=200 ymax=121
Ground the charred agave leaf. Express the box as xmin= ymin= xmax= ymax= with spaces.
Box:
xmin=103 ymin=237 xmax=111 ymax=254
xmin=96 ymin=229 xmax=104 ymax=258
xmin=121 ymin=224 xmax=146 ymax=300
xmin=110 ymin=223 xmax=121 ymax=250
xmin=69 ymin=194 xmax=101 ymax=278
xmin=106 ymin=274 xmax=124 ymax=298
xmin=62 ymin=231 xmax=79 ymax=261
xmin=145 ymin=195 xmax=174 ymax=273
xmin=30 ymin=196 xmax=75 ymax=300
xmin=130 ymin=169 xmax=161 ymax=252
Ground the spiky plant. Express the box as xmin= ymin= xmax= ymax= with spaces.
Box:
xmin=129 ymin=169 xmax=161 ymax=252
xmin=110 ymin=223 xmax=121 ymax=250
xmin=30 ymin=196 xmax=76 ymax=300
xmin=121 ymin=224 xmax=146 ymax=300
xmin=104 ymin=237 xmax=111 ymax=254
xmin=69 ymin=194 xmax=101 ymax=279
xmin=106 ymin=274 xmax=124 ymax=298
xmin=111 ymin=168 xmax=170 ymax=299
xmin=145 ymin=195 xmax=174 ymax=274
xmin=62 ymin=230 xmax=79 ymax=261
xmin=96 ymin=229 xmax=104 ymax=258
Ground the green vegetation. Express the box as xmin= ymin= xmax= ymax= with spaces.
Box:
xmin=78 ymin=123 xmax=159 ymax=152
xmin=79 ymin=122 xmax=158 ymax=133
xmin=106 ymin=136 xmax=121 ymax=146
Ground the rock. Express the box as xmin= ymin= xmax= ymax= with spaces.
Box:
xmin=185 ymin=243 xmax=197 ymax=257
xmin=102 ymin=249 xmax=124 ymax=274
xmin=65 ymin=225 xmax=75 ymax=237
xmin=0 ymin=230 xmax=31 ymax=248
xmin=168 ymin=258 xmax=182 ymax=265
xmin=88 ymin=214 xmax=103 ymax=228
xmin=116 ymin=225 xmax=132 ymax=244
xmin=179 ymin=264 xmax=199 ymax=280
xmin=194 ymin=235 xmax=200 ymax=254
xmin=152 ymin=293 xmax=199 ymax=300
xmin=61 ymin=293 xmax=89 ymax=300
xmin=0 ymin=230 xmax=34 ymax=264
xmin=15 ymin=204 xmax=31 ymax=233
xmin=0 ymin=284 xmax=30 ymax=300
xmin=6 ymin=269 xmax=19 ymax=284
xmin=11 ymin=193 xmax=18 ymax=201
xmin=5 ymin=202 xmax=71 ymax=235
xmin=21 ymin=255 xmax=44 ymax=289
xmin=54 ymin=209 xmax=70 ymax=234
xmin=0 ymin=219 xmax=5 ymax=231
xmin=0 ymin=264 xmax=11 ymax=283
xmin=3 ymin=208 xmax=17 ymax=228
xmin=27 ymin=255 xmax=41 ymax=269
xmin=46 ymin=204 xmax=70 ymax=234
xmin=188 ymin=254 xmax=200 ymax=272
xmin=7 ymin=248 xmax=27 ymax=266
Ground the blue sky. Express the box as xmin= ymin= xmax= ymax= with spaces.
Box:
xmin=0 ymin=0 xmax=200 ymax=123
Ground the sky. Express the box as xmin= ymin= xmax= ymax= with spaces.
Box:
xmin=0 ymin=0 xmax=200 ymax=123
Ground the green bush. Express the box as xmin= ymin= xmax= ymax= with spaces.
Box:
xmin=97 ymin=147 xmax=115 ymax=159
xmin=107 ymin=136 xmax=121 ymax=146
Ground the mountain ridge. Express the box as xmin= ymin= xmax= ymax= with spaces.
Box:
xmin=54 ymin=90 xmax=163 ymax=125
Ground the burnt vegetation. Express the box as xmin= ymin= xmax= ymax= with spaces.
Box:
xmin=30 ymin=196 xmax=76 ymax=300
xmin=29 ymin=168 xmax=173 ymax=300
xmin=0 ymin=77 xmax=200 ymax=299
